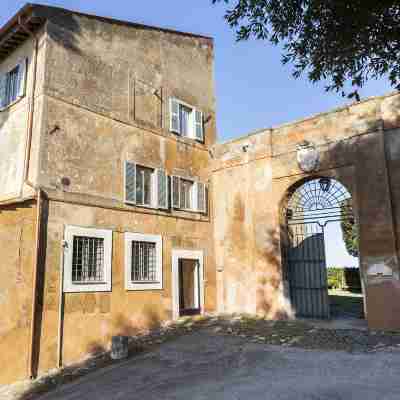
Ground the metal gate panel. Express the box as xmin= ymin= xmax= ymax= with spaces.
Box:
xmin=287 ymin=222 xmax=330 ymax=319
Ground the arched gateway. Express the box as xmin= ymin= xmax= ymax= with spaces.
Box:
xmin=281 ymin=177 xmax=357 ymax=319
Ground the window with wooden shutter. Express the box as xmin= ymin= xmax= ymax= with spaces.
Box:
xmin=157 ymin=169 xmax=168 ymax=209
xmin=17 ymin=58 xmax=27 ymax=98
xmin=170 ymin=98 xmax=180 ymax=134
xmin=196 ymin=182 xmax=206 ymax=213
xmin=0 ymin=74 xmax=7 ymax=109
xmin=125 ymin=161 xmax=136 ymax=204
xmin=169 ymin=98 xmax=205 ymax=142
xmin=194 ymin=109 xmax=204 ymax=142
xmin=171 ymin=176 xmax=180 ymax=209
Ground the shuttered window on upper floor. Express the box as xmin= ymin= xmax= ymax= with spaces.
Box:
xmin=169 ymin=98 xmax=204 ymax=142
xmin=125 ymin=161 xmax=207 ymax=214
xmin=124 ymin=161 xmax=168 ymax=210
xmin=0 ymin=58 xmax=27 ymax=110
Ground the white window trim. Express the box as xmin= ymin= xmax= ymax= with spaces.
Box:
xmin=169 ymin=97 xmax=204 ymax=141
xmin=0 ymin=58 xmax=27 ymax=111
xmin=171 ymin=249 xmax=204 ymax=320
xmin=125 ymin=232 xmax=163 ymax=291
xmin=63 ymin=225 xmax=113 ymax=293
xmin=124 ymin=161 xmax=169 ymax=210
xmin=171 ymin=175 xmax=206 ymax=213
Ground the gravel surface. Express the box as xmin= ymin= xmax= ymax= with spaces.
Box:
xmin=2 ymin=315 xmax=400 ymax=400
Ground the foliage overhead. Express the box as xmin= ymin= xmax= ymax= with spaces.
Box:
xmin=212 ymin=0 xmax=400 ymax=99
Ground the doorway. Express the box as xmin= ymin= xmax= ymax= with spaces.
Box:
xmin=281 ymin=177 xmax=363 ymax=320
xmin=172 ymin=250 xmax=204 ymax=319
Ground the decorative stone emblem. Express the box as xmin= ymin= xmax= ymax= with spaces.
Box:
xmin=296 ymin=140 xmax=320 ymax=172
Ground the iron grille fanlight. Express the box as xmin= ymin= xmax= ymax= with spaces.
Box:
xmin=319 ymin=177 xmax=331 ymax=192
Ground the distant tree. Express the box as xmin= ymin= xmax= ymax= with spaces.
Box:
xmin=212 ymin=0 xmax=400 ymax=100
xmin=340 ymin=199 xmax=359 ymax=258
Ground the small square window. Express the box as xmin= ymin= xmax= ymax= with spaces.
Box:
xmin=125 ymin=233 xmax=163 ymax=290
xmin=63 ymin=226 xmax=113 ymax=293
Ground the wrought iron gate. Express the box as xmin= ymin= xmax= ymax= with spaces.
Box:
xmin=286 ymin=222 xmax=329 ymax=318
xmin=282 ymin=177 xmax=354 ymax=319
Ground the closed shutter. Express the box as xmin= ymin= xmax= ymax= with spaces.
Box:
xmin=169 ymin=98 xmax=180 ymax=134
xmin=157 ymin=168 xmax=168 ymax=209
xmin=194 ymin=109 xmax=204 ymax=142
xmin=171 ymin=175 xmax=180 ymax=208
xmin=17 ymin=58 xmax=27 ymax=98
xmin=125 ymin=161 xmax=136 ymax=204
xmin=196 ymin=182 xmax=206 ymax=213
xmin=0 ymin=73 xmax=7 ymax=109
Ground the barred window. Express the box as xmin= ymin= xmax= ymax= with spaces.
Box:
xmin=131 ymin=241 xmax=157 ymax=282
xmin=72 ymin=236 xmax=104 ymax=283
xmin=63 ymin=226 xmax=113 ymax=293
xmin=125 ymin=233 xmax=163 ymax=290
xmin=0 ymin=59 xmax=27 ymax=110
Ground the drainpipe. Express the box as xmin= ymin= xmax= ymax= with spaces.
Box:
xmin=18 ymin=16 xmax=42 ymax=379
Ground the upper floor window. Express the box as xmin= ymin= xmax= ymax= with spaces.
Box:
xmin=170 ymin=98 xmax=204 ymax=142
xmin=0 ymin=59 xmax=27 ymax=110
xmin=172 ymin=176 xmax=207 ymax=213
xmin=124 ymin=161 xmax=169 ymax=210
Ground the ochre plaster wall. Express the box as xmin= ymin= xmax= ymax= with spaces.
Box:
xmin=36 ymin=199 xmax=215 ymax=374
xmin=0 ymin=201 xmax=37 ymax=384
xmin=212 ymin=92 xmax=400 ymax=329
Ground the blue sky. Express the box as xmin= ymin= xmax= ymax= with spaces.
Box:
xmin=1 ymin=0 xmax=393 ymax=142
xmin=2 ymin=1 xmax=373 ymax=268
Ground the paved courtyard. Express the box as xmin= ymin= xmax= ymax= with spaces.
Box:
xmin=15 ymin=325 xmax=400 ymax=400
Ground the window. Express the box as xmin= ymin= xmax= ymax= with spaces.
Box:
xmin=169 ymin=98 xmax=204 ymax=142
xmin=124 ymin=161 xmax=169 ymax=209
xmin=63 ymin=226 xmax=113 ymax=293
xmin=0 ymin=59 xmax=27 ymax=109
xmin=125 ymin=233 xmax=163 ymax=290
xmin=171 ymin=176 xmax=207 ymax=213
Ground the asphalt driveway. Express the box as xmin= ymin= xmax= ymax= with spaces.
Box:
xmin=35 ymin=329 xmax=400 ymax=400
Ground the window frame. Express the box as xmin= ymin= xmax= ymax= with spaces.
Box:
xmin=124 ymin=161 xmax=169 ymax=211
xmin=63 ymin=225 xmax=113 ymax=293
xmin=169 ymin=97 xmax=204 ymax=142
xmin=171 ymin=175 xmax=207 ymax=214
xmin=0 ymin=58 xmax=27 ymax=111
xmin=125 ymin=232 xmax=163 ymax=291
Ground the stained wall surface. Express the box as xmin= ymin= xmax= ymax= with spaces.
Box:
xmin=212 ymin=92 xmax=400 ymax=329
xmin=0 ymin=201 xmax=37 ymax=384
xmin=28 ymin=7 xmax=217 ymax=375
xmin=0 ymin=30 xmax=46 ymax=202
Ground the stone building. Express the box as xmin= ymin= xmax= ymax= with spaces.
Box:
xmin=1 ymin=3 xmax=400 ymax=386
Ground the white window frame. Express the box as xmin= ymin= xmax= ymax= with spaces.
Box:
xmin=169 ymin=97 xmax=204 ymax=142
xmin=171 ymin=176 xmax=207 ymax=213
xmin=63 ymin=225 xmax=113 ymax=293
xmin=124 ymin=161 xmax=169 ymax=210
xmin=0 ymin=58 xmax=27 ymax=111
xmin=125 ymin=232 xmax=163 ymax=291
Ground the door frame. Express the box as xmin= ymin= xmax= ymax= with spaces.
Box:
xmin=172 ymin=249 xmax=204 ymax=320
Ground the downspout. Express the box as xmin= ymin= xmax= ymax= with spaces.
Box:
xmin=18 ymin=16 xmax=42 ymax=379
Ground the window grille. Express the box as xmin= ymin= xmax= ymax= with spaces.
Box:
xmin=131 ymin=241 xmax=158 ymax=282
xmin=72 ymin=236 xmax=105 ymax=283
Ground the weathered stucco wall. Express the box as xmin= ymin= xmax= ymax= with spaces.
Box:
xmin=0 ymin=31 xmax=46 ymax=201
xmin=212 ymin=92 xmax=400 ymax=329
xmin=36 ymin=199 xmax=216 ymax=374
xmin=0 ymin=201 xmax=36 ymax=384
xmin=26 ymin=8 xmax=217 ymax=375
